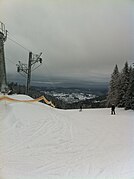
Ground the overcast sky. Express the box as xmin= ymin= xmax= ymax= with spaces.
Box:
xmin=0 ymin=0 xmax=134 ymax=83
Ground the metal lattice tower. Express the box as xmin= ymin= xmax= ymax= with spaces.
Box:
xmin=0 ymin=21 xmax=7 ymax=92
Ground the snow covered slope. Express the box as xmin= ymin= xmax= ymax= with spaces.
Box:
xmin=0 ymin=95 xmax=134 ymax=179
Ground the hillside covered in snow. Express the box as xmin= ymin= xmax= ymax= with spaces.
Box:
xmin=0 ymin=95 xmax=134 ymax=179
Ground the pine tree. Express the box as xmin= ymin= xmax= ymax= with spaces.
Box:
xmin=131 ymin=68 xmax=134 ymax=109
xmin=125 ymin=66 xmax=134 ymax=110
xmin=118 ymin=62 xmax=129 ymax=107
xmin=107 ymin=64 xmax=120 ymax=106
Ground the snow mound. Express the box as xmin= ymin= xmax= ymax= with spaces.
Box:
xmin=0 ymin=95 xmax=134 ymax=179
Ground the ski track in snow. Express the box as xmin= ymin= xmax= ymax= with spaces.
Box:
xmin=0 ymin=95 xmax=134 ymax=179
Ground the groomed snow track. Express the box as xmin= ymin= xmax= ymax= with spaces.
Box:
xmin=0 ymin=95 xmax=134 ymax=179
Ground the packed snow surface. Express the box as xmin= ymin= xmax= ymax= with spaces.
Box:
xmin=0 ymin=95 xmax=134 ymax=179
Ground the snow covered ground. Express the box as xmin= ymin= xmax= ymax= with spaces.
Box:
xmin=0 ymin=95 xmax=134 ymax=179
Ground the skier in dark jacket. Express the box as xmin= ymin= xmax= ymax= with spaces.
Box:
xmin=79 ymin=104 xmax=82 ymax=112
xmin=111 ymin=104 xmax=115 ymax=115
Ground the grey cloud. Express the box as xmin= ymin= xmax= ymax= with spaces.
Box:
xmin=0 ymin=0 xmax=133 ymax=82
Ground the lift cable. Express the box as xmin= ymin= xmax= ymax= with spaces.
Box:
xmin=7 ymin=31 xmax=31 ymax=52
xmin=8 ymin=37 xmax=31 ymax=52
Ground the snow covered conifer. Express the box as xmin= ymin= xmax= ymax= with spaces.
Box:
xmin=107 ymin=64 xmax=120 ymax=106
xmin=125 ymin=66 xmax=134 ymax=110
xmin=118 ymin=62 xmax=129 ymax=107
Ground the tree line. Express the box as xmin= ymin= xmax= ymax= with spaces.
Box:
xmin=107 ymin=62 xmax=134 ymax=110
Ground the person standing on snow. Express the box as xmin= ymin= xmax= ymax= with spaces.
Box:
xmin=111 ymin=104 xmax=116 ymax=115
xmin=79 ymin=104 xmax=82 ymax=112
